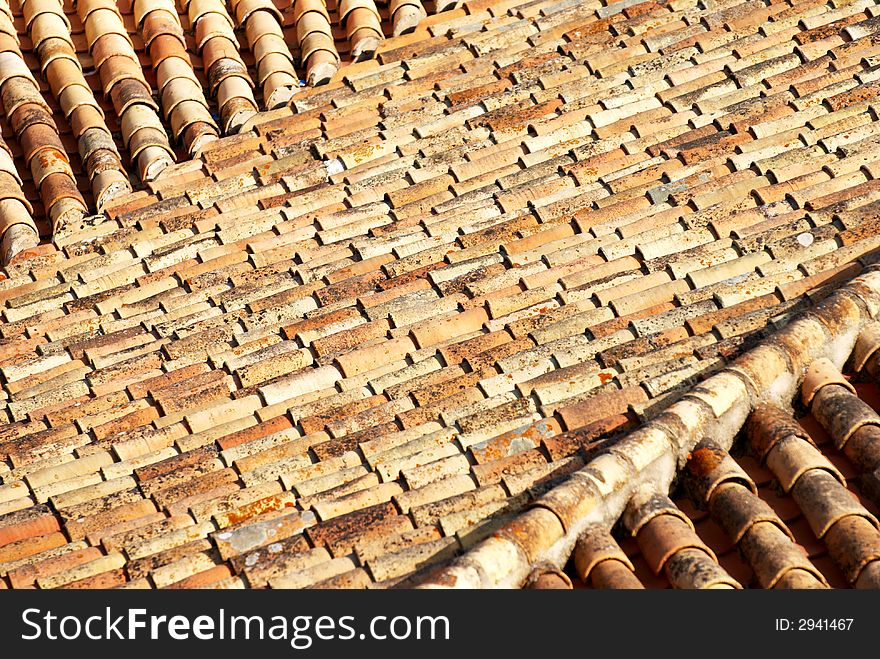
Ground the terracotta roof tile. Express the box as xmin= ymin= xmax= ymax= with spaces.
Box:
xmin=2 ymin=0 xmax=880 ymax=589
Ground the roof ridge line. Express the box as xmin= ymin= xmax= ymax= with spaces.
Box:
xmin=416 ymin=264 xmax=880 ymax=588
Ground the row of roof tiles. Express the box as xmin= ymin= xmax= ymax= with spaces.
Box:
xmin=548 ymin=372 xmax=880 ymax=590
xmin=0 ymin=0 xmax=435 ymax=262
xmin=1 ymin=0 xmax=880 ymax=588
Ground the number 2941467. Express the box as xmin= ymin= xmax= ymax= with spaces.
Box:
xmin=775 ymin=619 xmax=854 ymax=631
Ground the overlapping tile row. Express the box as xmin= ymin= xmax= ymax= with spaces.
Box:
xmin=26 ymin=0 xmax=133 ymax=213
xmin=2 ymin=0 xmax=880 ymax=589
xmin=33 ymin=0 xmax=132 ymax=211
xmin=188 ymin=0 xmax=260 ymax=135
xmin=0 ymin=0 xmax=429 ymax=251
xmin=78 ymin=0 xmax=176 ymax=182
xmin=433 ymin=266 xmax=880 ymax=589
xmin=563 ymin=384 xmax=880 ymax=590
xmin=137 ymin=0 xmax=221 ymax=158
xmin=235 ymin=0 xmax=300 ymax=108
xmin=0 ymin=124 xmax=39 ymax=265
xmin=0 ymin=0 xmax=87 ymax=246
xmin=389 ymin=0 xmax=427 ymax=36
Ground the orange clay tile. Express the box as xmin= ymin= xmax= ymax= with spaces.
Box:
xmin=0 ymin=0 xmax=878 ymax=591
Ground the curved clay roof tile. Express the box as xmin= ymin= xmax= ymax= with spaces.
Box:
xmin=161 ymin=77 xmax=210 ymax=118
xmin=91 ymin=167 xmax=132 ymax=210
xmin=263 ymin=71 xmax=299 ymax=108
xmin=44 ymin=57 xmax=87 ymax=97
xmin=8 ymin=101 xmax=58 ymax=137
xmin=811 ymin=384 xmax=880 ymax=450
xmin=219 ymin=95 xmax=259 ymax=134
xmin=297 ymin=24 xmax=339 ymax=62
xmin=188 ymin=0 xmax=235 ymax=28
xmin=344 ymin=6 xmax=384 ymax=59
xmin=636 ymin=512 xmax=717 ymax=576
xmin=0 ymin=51 xmax=39 ymax=87
xmin=292 ymin=0 xmax=331 ymax=24
xmin=685 ymin=440 xmax=757 ymax=499
xmin=58 ymin=82 xmax=105 ymax=117
xmin=244 ymin=11 xmax=286 ymax=50
xmin=738 ymin=520 xmax=828 ymax=588
xmin=133 ymin=0 xmax=181 ymax=26
xmin=13 ymin=102 xmax=86 ymax=230
xmin=205 ymin=49 xmax=254 ymax=92
xmin=1 ymin=77 xmax=50 ymax=120
xmin=572 ymin=526 xmax=635 ymax=584
xmin=107 ymin=77 xmax=158 ymax=114
xmin=47 ymin=193 xmax=88 ymax=234
xmin=91 ymin=32 xmax=136 ymax=70
xmin=524 ymin=566 xmax=572 ymax=589
xmin=149 ymin=32 xmax=190 ymax=67
xmin=201 ymin=34 xmax=247 ymax=68
xmin=181 ymin=121 xmax=219 ymax=155
xmin=623 ymin=490 xmax=694 ymax=536
xmin=824 ymin=515 xmax=880 ymax=585
xmin=28 ymin=12 xmax=73 ymax=51
xmin=215 ymin=73 xmax=255 ymax=109
xmin=98 ymin=53 xmax=148 ymax=96
xmin=3 ymin=0 xmax=131 ymax=235
xmin=707 ymin=482 xmax=793 ymax=545
xmin=140 ymin=10 xmax=186 ymax=47
xmin=300 ymin=35 xmax=339 ymax=84
xmin=236 ymin=6 xmax=297 ymax=110
xmin=195 ymin=13 xmax=238 ymax=51
xmin=0 ymin=197 xmax=38 ymax=248
xmin=34 ymin=36 xmax=77 ymax=72
xmin=169 ymin=99 xmax=214 ymax=139
xmin=0 ymin=32 xmax=19 ymax=54
xmin=78 ymin=0 xmax=122 ymax=20
xmin=251 ymin=32 xmax=293 ymax=65
xmin=128 ymin=126 xmax=175 ymax=161
xmin=156 ymin=55 xmax=201 ymax=89
xmin=40 ymin=172 xmax=85 ymax=213
xmin=296 ymin=8 xmax=332 ymax=42
xmin=0 ymin=172 xmax=33 ymax=212
xmin=589 ymin=559 xmax=646 ymax=589
xmin=22 ymin=0 xmax=70 ymax=29
xmin=83 ymin=8 xmax=132 ymax=49
xmin=83 ymin=143 xmax=123 ymax=173
xmin=234 ymin=0 xmax=283 ymax=26
xmin=255 ymin=52 xmax=295 ymax=85
xmin=793 ymin=468 xmax=878 ymax=539
xmin=200 ymin=20 xmax=261 ymax=135
xmin=0 ymin=144 xmax=21 ymax=183
xmin=135 ymin=146 xmax=175 ymax=182
xmin=136 ymin=151 xmax=187 ymax=192
xmin=765 ymin=435 xmax=845 ymax=493
xmin=339 ymin=0 xmax=380 ymax=23
xmin=120 ymin=103 xmax=168 ymax=150
xmin=77 ymin=126 xmax=119 ymax=162
xmin=851 ymin=322 xmax=880 ymax=374
xmin=78 ymin=0 xmax=173 ymax=182
xmin=0 ymin=8 xmax=18 ymax=40
xmin=745 ymin=403 xmax=813 ymax=462
xmin=29 ymin=147 xmax=72 ymax=188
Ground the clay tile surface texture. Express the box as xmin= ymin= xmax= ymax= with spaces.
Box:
xmin=3 ymin=0 xmax=880 ymax=590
